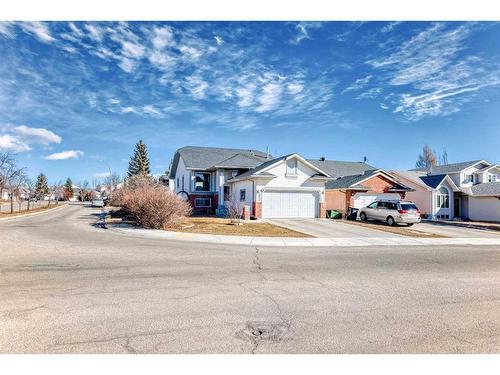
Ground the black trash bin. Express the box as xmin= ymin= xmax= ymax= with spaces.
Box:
xmin=346 ymin=208 xmax=359 ymax=221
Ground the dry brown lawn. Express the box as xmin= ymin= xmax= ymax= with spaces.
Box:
xmin=342 ymin=220 xmax=448 ymax=238
xmin=0 ymin=204 xmax=62 ymax=218
xmin=171 ymin=217 xmax=311 ymax=237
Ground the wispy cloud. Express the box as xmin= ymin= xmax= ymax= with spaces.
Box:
xmin=20 ymin=22 xmax=55 ymax=43
xmin=342 ymin=75 xmax=372 ymax=93
xmin=0 ymin=134 xmax=31 ymax=153
xmin=12 ymin=125 xmax=62 ymax=145
xmin=93 ymin=172 xmax=111 ymax=178
xmin=291 ymin=22 xmax=323 ymax=44
xmin=44 ymin=150 xmax=84 ymax=160
xmin=368 ymin=23 xmax=500 ymax=120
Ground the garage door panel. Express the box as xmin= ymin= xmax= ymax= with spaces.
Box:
xmin=262 ymin=190 xmax=318 ymax=218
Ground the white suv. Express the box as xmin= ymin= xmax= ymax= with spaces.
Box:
xmin=358 ymin=200 xmax=421 ymax=226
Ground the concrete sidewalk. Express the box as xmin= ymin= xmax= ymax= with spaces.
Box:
xmin=110 ymin=225 xmax=500 ymax=247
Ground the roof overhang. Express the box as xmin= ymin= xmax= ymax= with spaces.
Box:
xmin=227 ymin=173 xmax=276 ymax=183
xmin=438 ymin=175 xmax=461 ymax=192
xmin=257 ymin=153 xmax=332 ymax=178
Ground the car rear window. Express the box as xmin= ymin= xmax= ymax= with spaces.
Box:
xmin=401 ymin=203 xmax=417 ymax=210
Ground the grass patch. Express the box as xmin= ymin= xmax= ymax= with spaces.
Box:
xmin=171 ymin=217 xmax=311 ymax=237
xmin=342 ymin=220 xmax=448 ymax=238
xmin=0 ymin=204 xmax=61 ymax=218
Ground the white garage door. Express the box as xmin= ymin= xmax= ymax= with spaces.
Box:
xmin=262 ymin=190 xmax=318 ymax=218
xmin=353 ymin=193 xmax=401 ymax=209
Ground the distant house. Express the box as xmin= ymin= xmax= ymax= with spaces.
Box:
xmin=393 ymin=160 xmax=500 ymax=222
xmin=169 ymin=146 xmax=332 ymax=218
xmin=307 ymin=159 xmax=413 ymax=213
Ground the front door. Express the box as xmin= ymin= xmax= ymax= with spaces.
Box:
xmin=454 ymin=197 xmax=460 ymax=219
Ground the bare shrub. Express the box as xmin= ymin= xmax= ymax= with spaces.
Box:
xmin=121 ymin=183 xmax=191 ymax=230
xmin=226 ymin=198 xmax=242 ymax=225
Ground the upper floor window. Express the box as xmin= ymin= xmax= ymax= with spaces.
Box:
xmin=465 ymin=174 xmax=474 ymax=183
xmin=488 ymin=174 xmax=497 ymax=183
xmin=286 ymin=158 xmax=298 ymax=175
xmin=194 ymin=172 xmax=211 ymax=192
xmin=240 ymin=189 xmax=246 ymax=202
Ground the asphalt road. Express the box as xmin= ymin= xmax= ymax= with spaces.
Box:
xmin=1 ymin=204 xmax=499 ymax=354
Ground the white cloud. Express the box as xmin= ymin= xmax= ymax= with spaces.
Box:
xmin=381 ymin=22 xmax=402 ymax=33
xmin=93 ymin=172 xmax=111 ymax=178
xmin=142 ymin=105 xmax=162 ymax=116
xmin=291 ymin=22 xmax=322 ymax=45
xmin=0 ymin=22 xmax=15 ymax=39
xmin=256 ymin=82 xmax=283 ymax=112
xmin=214 ymin=36 xmax=224 ymax=46
xmin=121 ymin=41 xmax=145 ymax=58
xmin=0 ymin=134 xmax=31 ymax=153
xmin=179 ymin=45 xmax=202 ymax=61
xmin=342 ymin=75 xmax=372 ymax=93
xmin=118 ymin=57 xmax=136 ymax=73
xmin=108 ymin=98 xmax=120 ymax=104
xmin=20 ymin=22 xmax=55 ymax=43
xmin=152 ymin=26 xmax=175 ymax=49
xmin=12 ymin=125 xmax=62 ymax=145
xmin=85 ymin=24 xmax=104 ymax=42
xmin=236 ymin=84 xmax=256 ymax=108
xmin=287 ymin=82 xmax=304 ymax=95
xmin=184 ymin=76 xmax=208 ymax=100
xmin=44 ymin=150 xmax=84 ymax=160
xmin=148 ymin=50 xmax=176 ymax=70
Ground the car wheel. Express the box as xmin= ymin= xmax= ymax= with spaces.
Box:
xmin=360 ymin=212 xmax=367 ymax=221
xmin=386 ymin=216 xmax=395 ymax=226
xmin=406 ymin=223 xmax=414 ymax=227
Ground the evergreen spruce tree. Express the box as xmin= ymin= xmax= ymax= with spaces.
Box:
xmin=64 ymin=178 xmax=74 ymax=200
xmin=35 ymin=173 xmax=49 ymax=199
xmin=128 ymin=139 xmax=151 ymax=177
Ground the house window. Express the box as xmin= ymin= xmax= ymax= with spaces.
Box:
xmin=223 ymin=186 xmax=231 ymax=201
xmin=176 ymin=178 xmax=179 ymax=189
xmin=437 ymin=187 xmax=449 ymax=208
xmin=194 ymin=172 xmax=211 ymax=192
xmin=181 ymin=176 xmax=185 ymax=191
xmin=488 ymin=174 xmax=497 ymax=182
xmin=194 ymin=198 xmax=211 ymax=207
xmin=240 ymin=189 xmax=246 ymax=202
xmin=286 ymin=158 xmax=298 ymax=175
xmin=465 ymin=174 xmax=474 ymax=183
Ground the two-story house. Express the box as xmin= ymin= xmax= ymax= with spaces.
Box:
xmin=392 ymin=160 xmax=500 ymax=222
xmin=168 ymin=146 xmax=333 ymax=218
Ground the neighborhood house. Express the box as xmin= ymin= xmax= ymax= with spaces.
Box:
xmin=393 ymin=160 xmax=500 ymax=222
xmin=168 ymin=147 xmax=500 ymax=222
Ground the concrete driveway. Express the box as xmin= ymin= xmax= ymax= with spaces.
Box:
xmin=266 ymin=218 xmax=402 ymax=238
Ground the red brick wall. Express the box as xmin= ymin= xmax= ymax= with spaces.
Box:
xmin=325 ymin=190 xmax=347 ymax=212
xmin=189 ymin=193 xmax=216 ymax=214
xmin=253 ymin=202 xmax=262 ymax=219
xmin=319 ymin=202 xmax=326 ymax=218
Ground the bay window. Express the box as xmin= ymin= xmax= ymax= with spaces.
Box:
xmin=194 ymin=172 xmax=211 ymax=192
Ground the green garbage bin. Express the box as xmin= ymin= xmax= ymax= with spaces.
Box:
xmin=327 ymin=210 xmax=342 ymax=219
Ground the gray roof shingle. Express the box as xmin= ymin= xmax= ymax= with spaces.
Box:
xmin=170 ymin=146 xmax=269 ymax=177
xmin=469 ymin=182 xmax=500 ymax=196
xmin=419 ymin=174 xmax=447 ymax=189
xmin=227 ymin=154 xmax=292 ymax=181
xmin=307 ymin=159 xmax=376 ymax=178
xmin=410 ymin=160 xmax=485 ymax=175
xmin=325 ymin=170 xmax=378 ymax=189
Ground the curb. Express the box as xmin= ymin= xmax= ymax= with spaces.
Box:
xmin=0 ymin=203 xmax=68 ymax=222
xmin=109 ymin=225 xmax=500 ymax=248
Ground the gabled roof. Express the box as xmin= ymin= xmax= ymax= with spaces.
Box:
xmin=468 ymin=182 xmax=500 ymax=196
xmin=325 ymin=169 xmax=413 ymax=191
xmin=410 ymin=160 xmax=487 ymax=175
xmin=170 ymin=146 xmax=269 ymax=177
xmin=474 ymin=164 xmax=499 ymax=174
xmin=419 ymin=174 xmax=448 ymax=189
xmin=307 ymin=159 xmax=376 ymax=179
xmin=208 ymin=153 xmax=267 ymax=170
xmin=227 ymin=153 xmax=332 ymax=182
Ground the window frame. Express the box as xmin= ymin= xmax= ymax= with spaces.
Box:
xmin=437 ymin=187 xmax=450 ymax=209
xmin=239 ymin=189 xmax=246 ymax=202
xmin=286 ymin=158 xmax=298 ymax=176
xmin=194 ymin=198 xmax=211 ymax=208
xmin=193 ymin=172 xmax=211 ymax=192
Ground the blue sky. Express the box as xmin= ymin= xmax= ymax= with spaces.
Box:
xmin=0 ymin=21 xmax=499 ymax=183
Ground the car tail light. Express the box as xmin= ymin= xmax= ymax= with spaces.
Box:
xmin=398 ymin=209 xmax=409 ymax=214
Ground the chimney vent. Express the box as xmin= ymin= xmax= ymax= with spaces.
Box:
xmin=319 ymin=157 xmax=325 ymax=162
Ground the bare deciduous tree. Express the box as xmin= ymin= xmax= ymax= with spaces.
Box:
xmin=416 ymin=145 xmax=438 ymax=170
xmin=226 ymin=197 xmax=242 ymax=225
